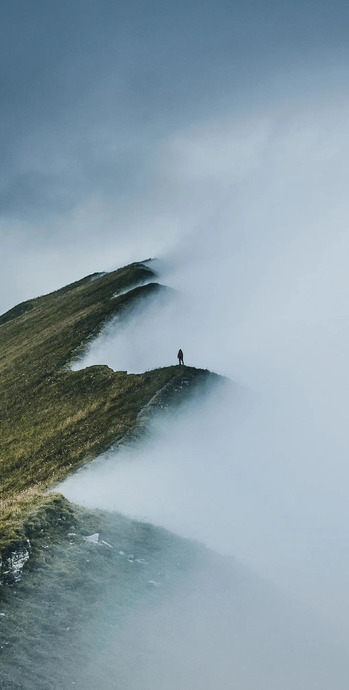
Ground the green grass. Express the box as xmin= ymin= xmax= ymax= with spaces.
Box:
xmin=0 ymin=261 xmax=213 ymax=563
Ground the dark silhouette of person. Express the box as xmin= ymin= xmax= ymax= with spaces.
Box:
xmin=177 ymin=349 xmax=184 ymax=365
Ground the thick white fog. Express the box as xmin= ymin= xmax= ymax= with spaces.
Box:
xmin=61 ymin=100 xmax=349 ymax=640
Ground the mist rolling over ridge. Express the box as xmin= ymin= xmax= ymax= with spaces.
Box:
xmin=3 ymin=100 xmax=349 ymax=688
xmin=64 ymin=115 xmax=349 ymax=630
xmin=2 ymin=0 xmax=349 ymax=686
xmin=59 ymin=221 xmax=349 ymax=683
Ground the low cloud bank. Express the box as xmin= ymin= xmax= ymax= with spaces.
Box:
xmin=61 ymin=102 xmax=349 ymax=643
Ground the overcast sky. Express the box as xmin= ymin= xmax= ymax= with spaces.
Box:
xmin=1 ymin=0 xmax=349 ymax=310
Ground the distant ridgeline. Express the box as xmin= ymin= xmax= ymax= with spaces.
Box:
xmin=0 ymin=261 xmax=216 ymax=583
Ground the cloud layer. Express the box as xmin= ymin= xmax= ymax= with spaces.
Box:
xmin=1 ymin=0 xmax=349 ymax=310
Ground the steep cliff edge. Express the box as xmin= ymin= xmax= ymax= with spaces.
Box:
xmin=0 ymin=261 xmax=217 ymax=576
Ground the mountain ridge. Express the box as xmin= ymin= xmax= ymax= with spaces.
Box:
xmin=0 ymin=261 xmax=218 ymax=580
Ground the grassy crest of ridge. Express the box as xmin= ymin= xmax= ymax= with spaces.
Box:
xmin=0 ymin=261 xmax=213 ymax=562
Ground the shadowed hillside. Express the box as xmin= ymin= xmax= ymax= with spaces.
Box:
xmin=0 ymin=261 xmax=215 ymax=567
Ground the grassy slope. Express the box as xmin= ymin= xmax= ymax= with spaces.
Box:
xmin=0 ymin=262 xmax=211 ymax=559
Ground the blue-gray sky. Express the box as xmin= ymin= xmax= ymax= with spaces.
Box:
xmin=1 ymin=0 xmax=349 ymax=309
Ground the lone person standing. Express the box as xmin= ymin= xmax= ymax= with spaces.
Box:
xmin=177 ymin=348 xmax=184 ymax=365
